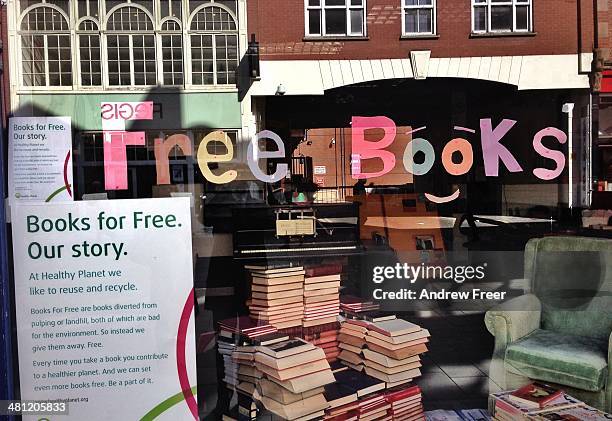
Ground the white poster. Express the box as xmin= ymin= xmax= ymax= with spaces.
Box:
xmin=11 ymin=198 xmax=198 ymax=420
xmin=8 ymin=117 xmax=73 ymax=202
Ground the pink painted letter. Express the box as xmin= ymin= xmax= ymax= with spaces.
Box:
xmin=480 ymin=118 xmax=523 ymax=177
xmin=351 ymin=116 xmax=397 ymax=179
xmin=532 ymin=127 xmax=567 ymax=180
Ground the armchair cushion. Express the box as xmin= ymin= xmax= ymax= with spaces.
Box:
xmin=505 ymin=329 xmax=608 ymax=392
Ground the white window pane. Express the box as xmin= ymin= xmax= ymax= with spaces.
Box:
xmin=405 ymin=10 xmax=417 ymax=32
xmin=516 ymin=6 xmax=529 ymax=30
xmin=418 ymin=9 xmax=432 ymax=33
xmin=325 ymin=9 xmax=347 ymax=34
xmin=309 ymin=10 xmax=322 ymax=34
xmin=405 ymin=0 xmax=418 ymax=5
xmin=490 ymin=5 xmax=512 ymax=31
xmin=349 ymin=9 xmax=364 ymax=35
xmin=473 ymin=6 xmax=487 ymax=31
xmin=325 ymin=0 xmax=346 ymax=5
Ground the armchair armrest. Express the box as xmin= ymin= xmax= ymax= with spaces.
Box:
xmin=485 ymin=293 xmax=542 ymax=344
xmin=485 ymin=294 xmax=542 ymax=389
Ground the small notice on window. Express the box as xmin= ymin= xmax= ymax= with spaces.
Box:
xmin=8 ymin=117 xmax=73 ymax=203
xmin=314 ymin=165 xmax=327 ymax=175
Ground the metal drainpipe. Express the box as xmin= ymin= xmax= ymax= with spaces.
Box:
xmin=563 ymin=103 xmax=576 ymax=210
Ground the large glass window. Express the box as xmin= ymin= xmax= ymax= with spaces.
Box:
xmin=403 ymin=0 xmax=435 ymax=35
xmin=106 ymin=6 xmax=157 ymax=86
xmin=305 ymin=0 xmax=366 ymax=37
xmin=189 ymin=5 xmax=239 ymax=85
xmin=472 ymin=0 xmax=532 ymax=33
xmin=19 ymin=5 xmax=72 ymax=87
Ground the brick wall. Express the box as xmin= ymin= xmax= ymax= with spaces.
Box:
xmin=248 ymin=0 xmax=594 ymax=61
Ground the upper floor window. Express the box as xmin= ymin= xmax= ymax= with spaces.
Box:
xmin=19 ymin=4 xmax=72 ymax=87
xmin=77 ymin=19 xmax=102 ymax=86
xmin=106 ymin=5 xmax=157 ymax=86
xmin=472 ymin=0 xmax=532 ymax=33
xmin=402 ymin=0 xmax=435 ymax=36
xmin=189 ymin=5 xmax=239 ymax=85
xmin=305 ymin=0 xmax=366 ymax=37
xmin=16 ymin=0 xmax=241 ymax=89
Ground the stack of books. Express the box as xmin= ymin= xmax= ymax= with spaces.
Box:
xmin=247 ymin=266 xmax=306 ymax=329
xmin=217 ymin=317 xmax=287 ymax=390
xmin=218 ymin=339 xmax=240 ymax=389
xmin=323 ymin=378 xmax=423 ymax=420
xmin=303 ymin=322 xmax=340 ymax=362
xmin=491 ymin=383 xmax=611 ymax=420
xmin=363 ymin=319 xmax=429 ymax=388
xmin=337 ymin=319 xmax=368 ymax=371
xmin=340 ymin=295 xmax=380 ymax=316
xmin=303 ymin=270 xmax=341 ymax=327
xmin=337 ymin=317 xmax=429 ymax=388
xmin=255 ymin=338 xmax=335 ymax=420
xmin=386 ymin=384 xmax=425 ymax=420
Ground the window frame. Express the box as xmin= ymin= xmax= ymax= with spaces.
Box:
xmin=18 ymin=4 xmax=74 ymax=90
xmin=401 ymin=0 xmax=436 ymax=36
xmin=14 ymin=0 xmax=242 ymax=91
xmin=158 ymin=18 xmax=185 ymax=87
xmin=304 ymin=0 xmax=367 ymax=38
xmin=104 ymin=4 xmax=158 ymax=88
xmin=187 ymin=4 xmax=240 ymax=88
xmin=471 ymin=0 xmax=533 ymax=34
xmin=76 ymin=18 xmax=103 ymax=88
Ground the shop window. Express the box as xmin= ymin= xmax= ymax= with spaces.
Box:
xmin=402 ymin=0 xmax=436 ymax=36
xmin=19 ymin=5 xmax=72 ymax=87
xmin=77 ymin=20 xmax=102 ymax=86
xmin=106 ymin=5 xmax=157 ymax=86
xmin=305 ymin=0 xmax=366 ymax=37
xmin=472 ymin=0 xmax=532 ymax=33
xmin=189 ymin=5 xmax=239 ymax=85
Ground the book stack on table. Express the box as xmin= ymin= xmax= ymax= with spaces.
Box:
xmin=338 ymin=319 xmax=368 ymax=371
xmin=303 ymin=321 xmax=340 ymax=362
xmin=323 ymin=371 xmax=425 ymax=421
xmin=386 ymin=385 xmax=425 ymax=420
xmin=217 ymin=316 xmax=279 ymax=390
xmin=247 ymin=266 xmax=306 ymax=329
xmin=255 ymin=338 xmax=335 ymax=420
xmin=302 ymin=264 xmax=342 ymax=327
xmin=491 ymin=383 xmax=612 ymax=420
xmin=340 ymin=295 xmax=380 ymax=316
xmin=363 ymin=319 xmax=429 ymax=388
xmin=337 ymin=317 xmax=429 ymax=389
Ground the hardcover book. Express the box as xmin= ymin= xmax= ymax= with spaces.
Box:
xmin=509 ymin=382 xmax=563 ymax=409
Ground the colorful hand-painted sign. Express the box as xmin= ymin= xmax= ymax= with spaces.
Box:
xmin=100 ymin=103 xmax=567 ymax=203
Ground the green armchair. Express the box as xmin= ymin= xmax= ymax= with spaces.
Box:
xmin=485 ymin=236 xmax=612 ymax=412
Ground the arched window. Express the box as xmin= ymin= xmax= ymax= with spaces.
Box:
xmin=77 ymin=19 xmax=102 ymax=86
xmin=160 ymin=19 xmax=183 ymax=86
xmin=105 ymin=5 xmax=156 ymax=86
xmin=19 ymin=5 xmax=72 ymax=86
xmin=189 ymin=5 xmax=238 ymax=85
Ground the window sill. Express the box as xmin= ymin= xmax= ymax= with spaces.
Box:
xmin=17 ymin=86 xmax=239 ymax=95
xmin=400 ymin=34 xmax=440 ymax=40
xmin=302 ymin=36 xmax=369 ymax=42
xmin=470 ymin=31 xmax=537 ymax=38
